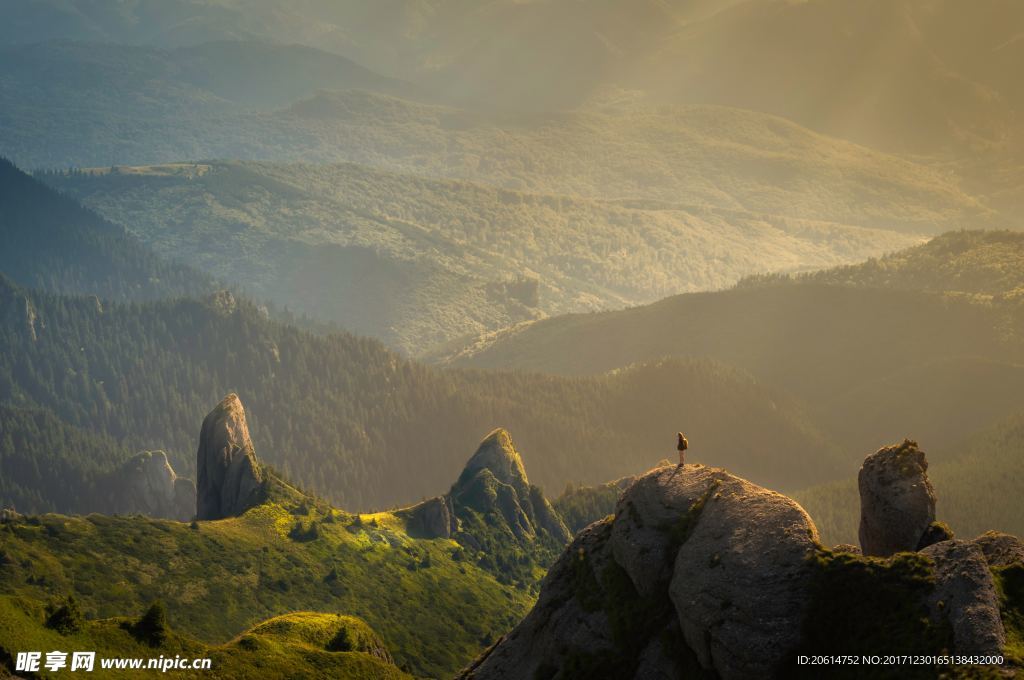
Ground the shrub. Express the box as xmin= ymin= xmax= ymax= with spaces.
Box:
xmin=132 ymin=601 xmax=169 ymax=647
xmin=45 ymin=595 xmax=84 ymax=635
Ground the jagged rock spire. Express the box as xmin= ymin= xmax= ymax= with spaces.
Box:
xmin=450 ymin=428 xmax=570 ymax=544
xmin=196 ymin=393 xmax=264 ymax=520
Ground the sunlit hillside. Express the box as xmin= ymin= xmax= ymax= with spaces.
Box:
xmin=43 ymin=158 xmax=924 ymax=352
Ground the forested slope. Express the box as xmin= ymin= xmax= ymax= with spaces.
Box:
xmin=0 ymin=159 xmax=210 ymax=301
xmin=0 ymin=276 xmax=843 ymax=512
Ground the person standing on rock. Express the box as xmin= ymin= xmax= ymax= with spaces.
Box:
xmin=677 ymin=432 xmax=688 ymax=466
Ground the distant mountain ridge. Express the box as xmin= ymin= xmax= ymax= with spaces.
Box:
xmin=41 ymin=158 xmax=930 ymax=352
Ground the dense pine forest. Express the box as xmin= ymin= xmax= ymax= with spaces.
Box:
xmin=0 ymin=274 xmax=841 ymax=512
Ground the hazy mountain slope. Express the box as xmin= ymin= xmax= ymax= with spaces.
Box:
xmin=0 ymin=158 xmax=210 ymax=301
xmin=42 ymin=160 xmax=921 ymax=352
xmin=0 ymin=1 xmax=752 ymax=90
xmin=281 ymin=94 xmax=983 ymax=229
xmin=796 ymin=412 xmax=1024 ymax=546
xmin=5 ymin=54 xmax=988 ymax=232
xmin=440 ymin=234 xmax=1024 ymax=461
xmin=4 ymin=0 xmax=1022 ymax=157
xmin=636 ymin=0 xmax=1024 ymax=153
xmin=747 ymin=229 xmax=1024 ymax=299
xmin=0 ymin=40 xmax=416 ymax=168
xmin=8 ymin=0 xmax=1020 ymax=146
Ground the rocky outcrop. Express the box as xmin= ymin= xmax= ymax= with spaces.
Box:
xmin=460 ymin=463 xmax=820 ymax=680
xmin=110 ymin=451 xmax=195 ymax=521
xmin=973 ymin=531 xmax=1024 ymax=567
xmin=196 ymin=394 xmax=264 ymax=520
xmin=458 ymin=520 xmax=628 ymax=680
xmin=921 ymin=540 xmax=1006 ymax=656
xmin=401 ymin=496 xmax=457 ymax=539
xmin=2 ymin=291 xmax=42 ymax=341
xmin=449 ymin=429 xmax=570 ymax=545
xmin=858 ymin=439 xmax=935 ymax=556
xmin=461 ymin=442 xmax=1022 ymax=679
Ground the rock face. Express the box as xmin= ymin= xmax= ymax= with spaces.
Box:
xmin=668 ymin=472 xmax=820 ymax=678
xmin=921 ymin=540 xmax=1006 ymax=656
xmin=402 ymin=496 xmax=456 ymax=539
xmin=111 ymin=451 xmax=195 ymax=521
xmin=858 ymin=439 xmax=936 ymax=557
xmin=973 ymin=531 xmax=1024 ymax=567
xmin=449 ymin=429 xmax=570 ymax=545
xmin=196 ymin=394 xmax=264 ymax=520
xmin=460 ymin=463 xmax=820 ymax=680
xmin=458 ymin=520 xmax=629 ymax=680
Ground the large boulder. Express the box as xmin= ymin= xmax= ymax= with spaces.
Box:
xmin=196 ymin=394 xmax=264 ymax=520
xmin=920 ymin=540 xmax=1006 ymax=656
xmin=610 ymin=464 xmax=727 ymax=598
xmin=668 ymin=472 xmax=820 ymax=679
xmin=858 ymin=439 xmax=936 ymax=556
xmin=461 ymin=464 xmax=820 ymax=680
xmin=464 ymin=440 xmax=1022 ymax=680
xmin=111 ymin=450 xmax=195 ymax=521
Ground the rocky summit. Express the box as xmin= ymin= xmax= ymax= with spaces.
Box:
xmin=461 ymin=447 xmax=1023 ymax=680
xmin=449 ymin=428 xmax=570 ymax=546
xmin=858 ymin=439 xmax=937 ymax=556
xmin=460 ymin=463 xmax=820 ymax=680
xmin=196 ymin=393 xmax=265 ymax=520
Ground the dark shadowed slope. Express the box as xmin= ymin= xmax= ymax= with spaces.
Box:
xmin=0 ymin=158 xmax=210 ymax=301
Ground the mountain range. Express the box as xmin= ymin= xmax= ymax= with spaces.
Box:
xmin=40 ymin=156 xmax=931 ymax=353
xmin=3 ymin=3 xmax=1024 ymax=676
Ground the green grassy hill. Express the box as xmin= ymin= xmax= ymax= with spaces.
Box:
xmin=42 ymin=159 xmax=922 ymax=353
xmin=0 ymin=421 xmax=582 ymax=678
xmin=0 ymin=498 xmax=527 ymax=678
xmin=0 ymin=598 xmax=410 ymax=679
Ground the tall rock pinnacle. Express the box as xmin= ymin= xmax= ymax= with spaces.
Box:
xmin=196 ymin=393 xmax=264 ymax=520
xmin=858 ymin=439 xmax=936 ymax=556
